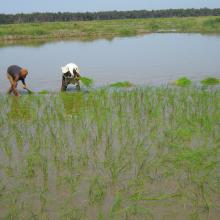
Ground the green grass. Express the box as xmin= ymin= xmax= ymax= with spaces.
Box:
xmin=0 ymin=86 xmax=220 ymax=219
xmin=1 ymin=16 xmax=220 ymax=41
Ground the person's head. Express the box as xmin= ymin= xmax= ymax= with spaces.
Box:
xmin=61 ymin=66 xmax=69 ymax=75
xmin=20 ymin=68 xmax=28 ymax=78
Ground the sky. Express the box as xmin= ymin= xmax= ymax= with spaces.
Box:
xmin=0 ymin=0 xmax=220 ymax=14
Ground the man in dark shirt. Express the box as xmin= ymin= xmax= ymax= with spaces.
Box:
xmin=7 ymin=65 xmax=30 ymax=96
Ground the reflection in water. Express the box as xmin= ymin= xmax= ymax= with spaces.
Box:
xmin=0 ymin=35 xmax=116 ymax=48
xmin=60 ymin=91 xmax=85 ymax=115
xmin=7 ymin=96 xmax=31 ymax=120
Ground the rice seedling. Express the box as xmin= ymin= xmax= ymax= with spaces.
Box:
xmin=0 ymin=86 xmax=219 ymax=219
xmin=88 ymin=176 xmax=106 ymax=205
xmin=61 ymin=207 xmax=85 ymax=220
xmin=109 ymin=192 xmax=122 ymax=219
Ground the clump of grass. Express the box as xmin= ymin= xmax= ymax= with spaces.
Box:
xmin=38 ymin=90 xmax=50 ymax=94
xmin=200 ymin=77 xmax=220 ymax=86
xmin=109 ymin=81 xmax=133 ymax=88
xmin=80 ymin=76 xmax=94 ymax=87
xmin=173 ymin=77 xmax=192 ymax=87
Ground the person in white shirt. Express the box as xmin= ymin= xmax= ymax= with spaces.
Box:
xmin=61 ymin=63 xmax=81 ymax=91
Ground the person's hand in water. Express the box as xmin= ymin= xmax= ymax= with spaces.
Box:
xmin=23 ymin=84 xmax=33 ymax=94
xmin=23 ymin=84 xmax=27 ymax=89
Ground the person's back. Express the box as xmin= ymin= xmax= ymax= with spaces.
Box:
xmin=6 ymin=65 xmax=30 ymax=96
xmin=7 ymin=65 xmax=22 ymax=79
xmin=61 ymin=63 xmax=81 ymax=91
xmin=61 ymin=63 xmax=80 ymax=78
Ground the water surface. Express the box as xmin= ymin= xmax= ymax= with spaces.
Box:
xmin=0 ymin=33 xmax=220 ymax=92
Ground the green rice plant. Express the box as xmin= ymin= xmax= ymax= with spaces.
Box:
xmin=98 ymin=211 xmax=105 ymax=220
xmin=24 ymin=151 xmax=44 ymax=178
xmin=64 ymin=174 xmax=81 ymax=193
xmin=61 ymin=207 xmax=85 ymax=220
xmin=170 ymin=147 xmax=219 ymax=210
xmin=124 ymin=204 xmax=153 ymax=220
xmin=4 ymin=166 xmax=14 ymax=177
xmin=0 ymin=86 xmax=219 ymax=219
xmin=2 ymin=145 xmax=12 ymax=160
xmin=0 ymin=181 xmax=5 ymax=196
xmin=130 ymin=192 xmax=181 ymax=202
xmin=109 ymin=81 xmax=133 ymax=88
xmin=80 ymin=76 xmax=94 ymax=87
xmin=40 ymin=190 xmax=47 ymax=212
xmin=200 ymin=77 xmax=220 ymax=86
xmin=109 ymin=192 xmax=122 ymax=219
xmin=88 ymin=176 xmax=106 ymax=205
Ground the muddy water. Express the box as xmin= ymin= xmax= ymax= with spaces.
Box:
xmin=0 ymin=33 xmax=220 ymax=92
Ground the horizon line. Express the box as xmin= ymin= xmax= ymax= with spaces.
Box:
xmin=1 ymin=7 xmax=220 ymax=15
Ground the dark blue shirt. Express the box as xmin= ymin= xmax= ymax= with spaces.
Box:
xmin=7 ymin=65 xmax=25 ymax=84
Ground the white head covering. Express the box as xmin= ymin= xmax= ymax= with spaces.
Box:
xmin=61 ymin=66 xmax=69 ymax=74
xmin=61 ymin=63 xmax=80 ymax=78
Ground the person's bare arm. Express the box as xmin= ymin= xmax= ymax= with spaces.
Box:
xmin=21 ymin=78 xmax=32 ymax=93
xmin=21 ymin=78 xmax=26 ymax=88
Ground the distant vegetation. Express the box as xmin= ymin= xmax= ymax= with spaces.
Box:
xmin=1 ymin=16 xmax=220 ymax=41
xmin=0 ymin=8 xmax=220 ymax=24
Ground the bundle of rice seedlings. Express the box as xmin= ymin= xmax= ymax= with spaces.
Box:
xmin=109 ymin=81 xmax=133 ymax=88
xmin=201 ymin=77 xmax=220 ymax=86
xmin=173 ymin=77 xmax=192 ymax=87
xmin=80 ymin=77 xmax=94 ymax=87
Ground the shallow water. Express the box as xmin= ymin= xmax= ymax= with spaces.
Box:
xmin=0 ymin=33 xmax=220 ymax=92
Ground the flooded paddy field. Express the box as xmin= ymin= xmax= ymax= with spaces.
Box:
xmin=0 ymin=87 xmax=220 ymax=219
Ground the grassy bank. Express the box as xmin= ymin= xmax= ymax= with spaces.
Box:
xmin=0 ymin=16 xmax=220 ymax=41
xmin=0 ymin=86 xmax=220 ymax=219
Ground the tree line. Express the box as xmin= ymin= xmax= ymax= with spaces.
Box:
xmin=0 ymin=8 xmax=220 ymax=24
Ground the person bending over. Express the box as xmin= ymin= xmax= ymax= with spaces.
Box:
xmin=7 ymin=65 xmax=30 ymax=96
xmin=61 ymin=63 xmax=81 ymax=91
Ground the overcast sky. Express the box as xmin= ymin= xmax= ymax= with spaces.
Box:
xmin=0 ymin=0 xmax=220 ymax=14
